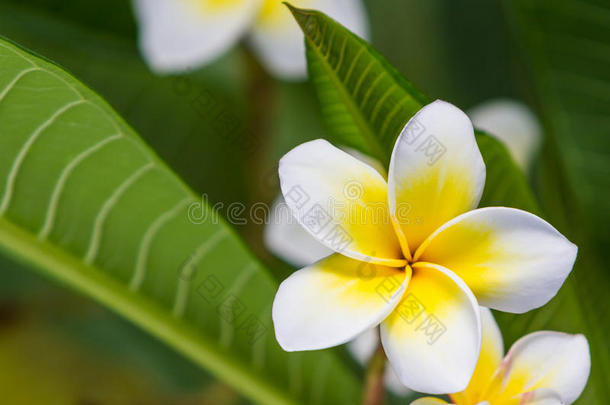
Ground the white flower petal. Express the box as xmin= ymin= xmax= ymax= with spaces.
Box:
xmin=264 ymin=197 xmax=332 ymax=266
xmin=248 ymin=0 xmax=370 ymax=80
xmin=410 ymin=397 xmax=450 ymax=404
xmin=469 ymin=99 xmax=542 ymax=172
xmin=273 ymin=254 xmax=409 ymax=351
xmin=416 ymin=207 xmax=577 ymax=313
xmin=490 ymin=332 xmax=590 ymax=405
xmin=381 ymin=262 xmax=481 ymax=394
xmin=516 ymin=388 xmax=564 ymax=405
xmin=410 ymin=398 xmax=490 ymax=404
xmin=388 ymin=100 xmax=486 ymax=255
xmin=279 ymin=139 xmax=405 ymax=266
xmin=264 ymin=148 xmax=384 ymax=267
xmin=479 ymin=308 xmax=504 ymax=366
xmin=133 ymin=0 xmax=260 ymax=73
xmin=451 ymin=308 xmax=504 ymax=404
xmin=341 ymin=147 xmax=387 ymax=179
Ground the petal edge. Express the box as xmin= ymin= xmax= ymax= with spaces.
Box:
xmin=273 ymin=254 xmax=410 ymax=351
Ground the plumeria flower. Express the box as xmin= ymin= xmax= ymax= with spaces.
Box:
xmin=468 ymin=99 xmax=542 ymax=172
xmin=411 ymin=308 xmax=590 ymax=405
xmin=265 ymin=169 xmax=411 ymax=396
xmin=132 ymin=0 xmax=369 ymax=79
xmin=265 ymin=201 xmax=412 ymax=396
xmin=271 ymin=100 xmax=577 ymax=394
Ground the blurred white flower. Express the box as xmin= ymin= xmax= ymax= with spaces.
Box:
xmin=468 ymin=99 xmax=542 ymax=172
xmin=264 ymin=196 xmax=332 ymax=266
xmin=132 ymin=0 xmax=369 ymax=79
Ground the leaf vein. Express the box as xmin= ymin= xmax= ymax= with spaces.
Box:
xmin=379 ymin=93 xmax=409 ymax=137
xmin=335 ymin=36 xmax=348 ymax=72
xmin=83 ymin=162 xmax=155 ymax=264
xmin=0 ymin=67 xmax=41 ymax=102
xmin=219 ymin=263 xmax=258 ymax=348
xmin=359 ymin=71 xmax=388 ymax=110
xmin=0 ymin=99 xmax=86 ymax=215
xmin=343 ymin=46 xmax=365 ymax=85
xmin=173 ymin=229 xmax=229 ymax=317
xmin=38 ymin=134 xmax=123 ymax=240
xmin=129 ymin=196 xmax=191 ymax=290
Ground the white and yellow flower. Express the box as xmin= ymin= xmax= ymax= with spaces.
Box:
xmin=264 ymin=146 xmax=384 ymax=266
xmin=131 ymin=0 xmax=369 ymax=78
xmin=265 ymin=192 xmax=411 ymax=396
xmin=412 ymin=308 xmax=590 ymax=405
xmin=271 ymin=100 xmax=577 ymax=394
xmin=468 ymin=99 xmax=542 ymax=172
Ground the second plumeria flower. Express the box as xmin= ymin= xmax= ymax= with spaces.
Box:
xmin=272 ymin=100 xmax=577 ymax=394
xmin=412 ymin=308 xmax=590 ymax=405
xmin=132 ymin=0 xmax=369 ymax=78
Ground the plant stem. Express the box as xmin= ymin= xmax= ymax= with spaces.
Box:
xmin=363 ymin=340 xmax=386 ymax=405
xmin=240 ymin=44 xmax=275 ymax=252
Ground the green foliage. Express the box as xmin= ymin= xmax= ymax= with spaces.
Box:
xmin=0 ymin=38 xmax=360 ymax=405
xmin=503 ymin=0 xmax=610 ymax=402
xmin=288 ymin=5 xmax=538 ymax=212
xmin=288 ymin=4 xmax=428 ymax=166
xmin=0 ymin=1 xmax=251 ymax=207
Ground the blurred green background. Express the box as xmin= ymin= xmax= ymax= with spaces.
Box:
xmin=0 ymin=0 xmax=608 ymax=404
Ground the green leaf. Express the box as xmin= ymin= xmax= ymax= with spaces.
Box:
xmin=0 ymin=38 xmax=360 ymax=405
xmin=502 ymin=1 xmax=610 ymax=402
xmin=288 ymin=4 xmax=428 ymax=166
xmin=287 ymin=4 xmax=538 ymax=212
xmin=0 ymin=1 xmax=252 ymax=208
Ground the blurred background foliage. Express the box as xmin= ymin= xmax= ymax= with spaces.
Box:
xmin=0 ymin=0 xmax=607 ymax=404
